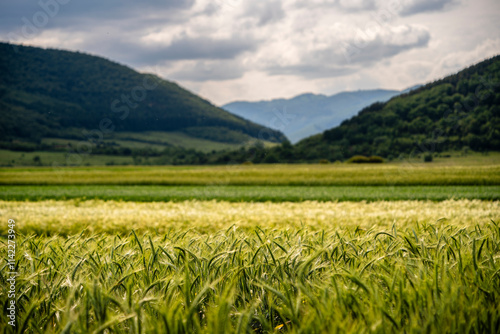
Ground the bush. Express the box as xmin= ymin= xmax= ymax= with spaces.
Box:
xmin=347 ymin=155 xmax=370 ymax=163
xmin=347 ymin=155 xmax=384 ymax=163
xmin=319 ymin=159 xmax=330 ymax=164
xmin=33 ymin=155 xmax=42 ymax=166
xmin=368 ymin=156 xmax=384 ymax=163
xmin=241 ymin=161 xmax=253 ymax=165
xmin=424 ymin=154 xmax=433 ymax=162
xmin=263 ymin=153 xmax=279 ymax=164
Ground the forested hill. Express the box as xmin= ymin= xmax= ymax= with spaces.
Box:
xmin=292 ymin=55 xmax=500 ymax=161
xmin=0 ymin=42 xmax=285 ymax=143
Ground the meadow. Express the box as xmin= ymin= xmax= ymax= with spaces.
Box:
xmin=1 ymin=164 xmax=499 ymax=185
xmin=0 ymin=162 xmax=499 ymax=333
xmin=0 ymin=185 xmax=498 ymax=202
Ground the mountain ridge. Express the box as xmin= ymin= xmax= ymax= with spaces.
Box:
xmin=0 ymin=42 xmax=286 ymax=148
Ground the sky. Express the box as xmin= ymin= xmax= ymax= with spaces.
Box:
xmin=1 ymin=0 xmax=500 ymax=106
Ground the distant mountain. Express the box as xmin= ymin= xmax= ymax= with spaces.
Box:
xmin=223 ymin=89 xmax=408 ymax=143
xmin=293 ymin=55 xmax=500 ymax=161
xmin=0 ymin=42 xmax=286 ymax=150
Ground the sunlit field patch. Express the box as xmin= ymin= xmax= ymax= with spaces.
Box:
xmin=0 ymin=199 xmax=497 ymax=235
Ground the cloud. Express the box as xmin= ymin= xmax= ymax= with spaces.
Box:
xmin=241 ymin=1 xmax=286 ymax=26
xmin=267 ymin=64 xmax=357 ymax=79
xmin=397 ymin=0 xmax=457 ymax=16
xmin=56 ymin=33 xmax=258 ymax=67
xmin=262 ymin=24 xmax=430 ymax=79
xmin=428 ymin=38 xmax=500 ymax=80
xmin=340 ymin=25 xmax=431 ymax=64
xmin=168 ymin=60 xmax=246 ymax=81
xmin=294 ymin=0 xmax=376 ymax=11
xmin=158 ymin=35 xmax=257 ymax=60
xmin=336 ymin=0 xmax=377 ymax=12
xmin=0 ymin=0 xmax=194 ymax=23
xmin=293 ymin=0 xmax=459 ymax=16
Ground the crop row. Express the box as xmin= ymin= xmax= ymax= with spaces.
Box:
xmin=0 ymin=185 xmax=498 ymax=203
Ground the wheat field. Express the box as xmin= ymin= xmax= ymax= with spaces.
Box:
xmin=0 ymin=199 xmax=497 ymax=235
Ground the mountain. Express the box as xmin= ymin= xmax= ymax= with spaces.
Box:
xmin=223 ymin=89 xmax=406 ymax=143
xmin=208 ymin=56 xmax=500 ymax=165
xmin=292 ymin=55 xmax=500 ymax=161
xmin=0 ymin=42 xmax=286 ymax=152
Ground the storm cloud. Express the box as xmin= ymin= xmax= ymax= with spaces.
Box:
xmin=0 ymin=0 xmax=498 ymax=104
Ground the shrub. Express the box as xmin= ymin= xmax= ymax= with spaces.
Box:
xmin=368 ymin=156 xmax=384 ymax=163
xmin=424 ymin=154 xmax=433 ymax=162
xmin=347 ymin=155 xmax=370 ymax=163
xmin=241 ymin=161 xmax=253 ymax=165
xmin=319 ymin=159 xmax=330 ymax=164
xmin=263 ymin=153 xmax=279 ymax=164
xmin=347 ymin=155 xmax=384 ymax=163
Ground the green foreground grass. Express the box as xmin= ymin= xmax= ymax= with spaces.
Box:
xmin=1 ymin=164 xmax=499 ymax=185
xmin=1 ymin=185 xmax=499 ymax=202
xmin=1 ymin=223 xmax=499 ymax=333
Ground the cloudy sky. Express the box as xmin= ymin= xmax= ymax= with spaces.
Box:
xmin=1 ymin=0 xmax=499 ymax=105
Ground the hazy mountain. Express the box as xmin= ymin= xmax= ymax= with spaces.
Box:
xmin=0 ymin=42 xmax=286 ymax=149
xmin=223 ymin=89 xmax=408 ymax=143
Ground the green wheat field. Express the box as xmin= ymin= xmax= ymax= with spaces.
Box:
xmin=1 ymin=162 xmax=499 ymax=333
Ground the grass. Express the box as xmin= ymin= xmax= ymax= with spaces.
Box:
xmin=41 ymin=131 xmax=271 ymax=154
xmin=0 ymin=185 xmax=499 ymax=202
xmin=1 ymin=219 xmax=499 ymax=333
xmin=1 ymin=164 xmax=499 ymax=185
xmin=114 ymin=131 xmax=247 ymax=152
xmin=426 ymin=151 xmax=500 ymax=165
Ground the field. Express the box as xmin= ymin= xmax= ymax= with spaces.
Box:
xmin=0 ymin=162 xmax=499 ymax=333
xmin=1 ymin=211 xmax=499 ymax=333
xmin=1 ymin=163 xmax=499 ymax=185
xmin=0 ymin=185 xmax=498 ymax=202
xmin=2 ymin=131 xmax=284 ymax=167
xmin=1 ymin=199 xmax=497 ymax=235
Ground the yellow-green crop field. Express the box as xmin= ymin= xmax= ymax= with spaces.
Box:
xmin=1 ymin=164 xmax=499 ymax=185
xmin=0 ymin=199 xmax=498 ymax=235
xmin=0 ymin=163 xmax=499 ymax=333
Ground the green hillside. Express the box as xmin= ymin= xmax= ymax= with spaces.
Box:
xmin=0 ymin=42 xmax=285 ymax=150
xmin=291 ymin=55 xmax=500 ymax=161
